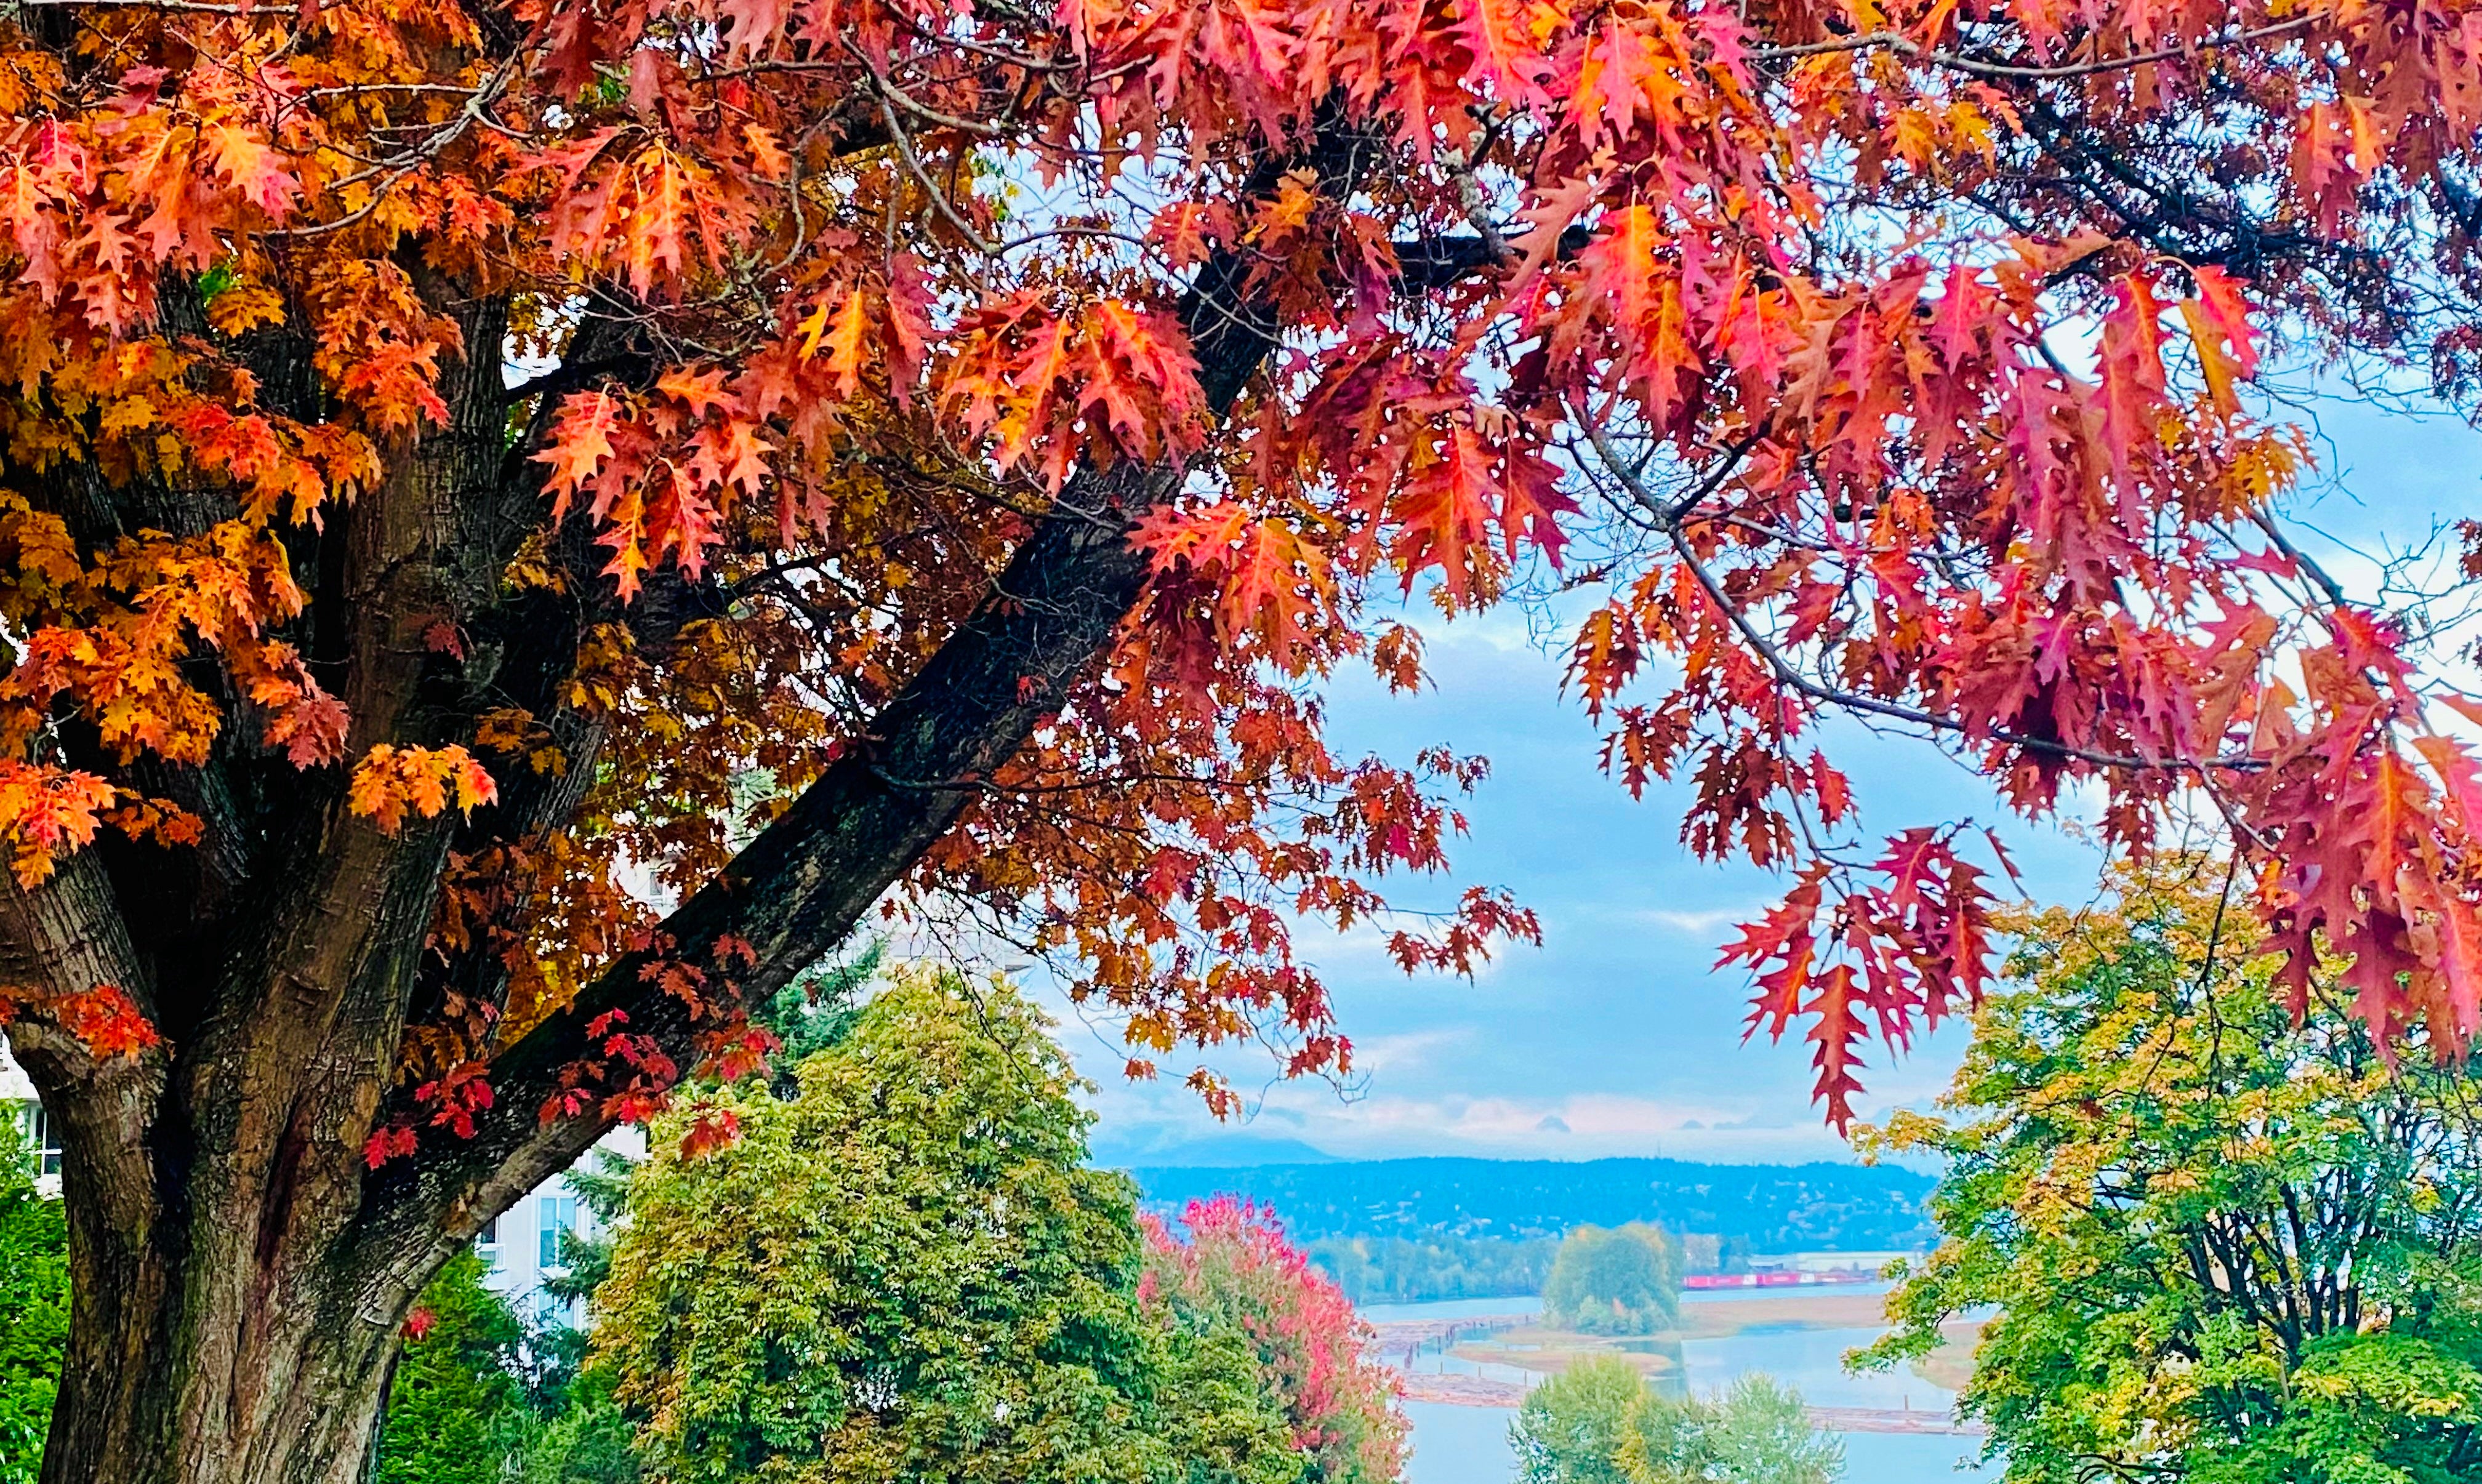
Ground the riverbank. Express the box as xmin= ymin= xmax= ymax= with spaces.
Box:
xmin=1394 ymin=1370 xmax=1985 ymax=1437
xmin=1376 ymin=1292 xmax=1996 ymax=1484
xmin=1375 ymin=1289 xmax=1983 ymax=1434
xmin=1367 ymin=1289 xmax=1908 ymax=1359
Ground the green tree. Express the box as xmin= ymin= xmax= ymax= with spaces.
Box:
xmin=0 ymin=1118 xmax=66 ymax=1484
xmin=1855 ymin=862 xmax=2482 ymax=1483
xmin=1302 ymin=1235 xmax=1557 ymax=1306
xmin=1542 ymin=1225 xmax=1682 ymax=1336
xmin=503 ymin=1368 xmax=645 ymax=1484
xmin=1143 ymin=1311 xmax=1305 ymax=1484
xmin=756 ymin=942 xmax=883 ymax=1097
xmin=376 ymin=1253 xmax=526 ymax=1484
xmin=1511 ymin=1359 xmax=1644 ymax=1484
xmin=592 ymin=970 xmax=1325 ymax=1484
xmin=1511 ymin=1359 xmax=1839 ymax=1484
xmin=1643 ymin=1378 xmax=1839 ymax=1484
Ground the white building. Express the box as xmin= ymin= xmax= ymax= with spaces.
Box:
xmin=475 ymin=1127 xmax=641 ymax=1328
xmin=3 ymin=1043 xmax=624 ymax=1324
xmin=2 ymin=1045 xmax=59 ymax=1198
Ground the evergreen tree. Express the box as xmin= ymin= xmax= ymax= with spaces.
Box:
xmin=377 ymin=1254 xmax=527 ymax=1484
xmin=0 ymin=1119 xmax=65 ymax=1484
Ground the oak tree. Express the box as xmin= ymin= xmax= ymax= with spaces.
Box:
xmin=8 ymin=0 xmax=2482 ymax=1478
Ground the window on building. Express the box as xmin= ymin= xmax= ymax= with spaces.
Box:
xmin=27 ymin=1104 xmax=60 ymax=1177
xmin=477 ymin=1214 xmax=498 ymax=1249
xmin=538 ymin=1194 xmax=578 ymax=1269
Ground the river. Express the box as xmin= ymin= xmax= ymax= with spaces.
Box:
xmin=1363 ymin=1291 xmax=1998 ymax=1484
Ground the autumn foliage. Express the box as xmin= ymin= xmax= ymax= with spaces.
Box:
xmin=1143 ymin=1198 xmax=1409 ymax=1482
xmin=0 ymin=0 xmax=2477 ymax=1118
xmin=171 ymin=0 xmax=2482 ymax=1123
xmin=12 ymin=0 xmax=2482 ymax=1467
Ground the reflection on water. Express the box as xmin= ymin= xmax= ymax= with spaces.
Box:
xmin=1840 ymin=1430 xmax=1997 ymax=1481
xmin=1377 ymin=1293 xmax=1998 ymax=1484
xmin=1684 ymin=1323 xmax=1932 ymax=1412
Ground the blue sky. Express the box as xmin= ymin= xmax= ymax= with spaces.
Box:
xmin=1064 ymin=381 xmax=2481 ymax=1170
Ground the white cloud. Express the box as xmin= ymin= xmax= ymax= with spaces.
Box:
xmin=1213 ymin=1087 xmax=1858 ymax=1163
xmin=1632 ymin=907 xmax=1751 ymax=936
xmin=1346 ymin=1027 xmax=1472 ymax=1073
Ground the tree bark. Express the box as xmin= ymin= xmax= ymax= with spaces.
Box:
xmin=42 ymin=1224 xmax=409 ymax=1484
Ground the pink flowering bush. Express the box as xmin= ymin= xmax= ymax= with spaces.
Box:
xmin=1141 ymin=1198 xmax=1409 ymax=1483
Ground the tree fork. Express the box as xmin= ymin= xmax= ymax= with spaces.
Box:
xmin=9 ymin=119 xmax=1391 ymax=1484
xmin=358 ymin=109 xmax=1394 ymax=1262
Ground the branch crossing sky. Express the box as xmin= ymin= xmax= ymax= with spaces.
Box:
xmin=1070 ymin=382 xmax=2480 ymax=1169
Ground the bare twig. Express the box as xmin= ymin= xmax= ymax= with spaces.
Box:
xmin=1748 ymin=16 xmax=2316 ymax=81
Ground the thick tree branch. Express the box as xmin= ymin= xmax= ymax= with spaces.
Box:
xmin=0 ymin=851 xmax=166 ymax=1253
xmin=1390 ymin=224 xmax=1593 ymax=291
xmin=346 ymin=113 xmax=1394 ymax=1267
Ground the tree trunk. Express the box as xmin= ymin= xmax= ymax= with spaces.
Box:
xmin=42 ymin=1214 xmax=406 ymax=1484
xmin=26 ymin=825 xmax=465 ymax=1484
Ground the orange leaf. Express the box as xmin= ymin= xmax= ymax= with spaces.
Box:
xmin=350 ymin=745 xmax=500 ymax=835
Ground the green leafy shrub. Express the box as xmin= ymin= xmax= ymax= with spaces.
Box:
xmin=0 ymin=1117 xmax=66 ymax=1484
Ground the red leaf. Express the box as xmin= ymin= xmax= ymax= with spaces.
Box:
xmin=678 ymin=1104 xmax=742 ymax=1160
xmin=536 ymin=391 xmax=620 ymax=524
xmin=1391 ymin=428 xmax=1502 ymax=602
xmin=1803 ymin=963 xmax=1869 ymax=1132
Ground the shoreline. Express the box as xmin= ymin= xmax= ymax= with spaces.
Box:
xmin=1375 ymin=1294 xmax=1986 ymax=1439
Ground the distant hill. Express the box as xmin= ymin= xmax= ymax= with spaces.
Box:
xmin=1087 ymin=1133 xmax=1341 ymax=1168
xmin=1127 ymin=1156 xmax=1938 ymax=1254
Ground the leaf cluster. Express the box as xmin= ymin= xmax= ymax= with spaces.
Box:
xmin=1854 ymin=856 xmax=2482 ymax=1483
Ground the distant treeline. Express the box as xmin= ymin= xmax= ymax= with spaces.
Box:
xmin=1130 ymin=1157 xmax=1937 ymax=1260
xmin=1301 ymin=1235 xmax=1559 ymax=1304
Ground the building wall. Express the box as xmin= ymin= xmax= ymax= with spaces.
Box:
xmin=475 ymin=1127 xmax=645 ymax=1326
xmin=2 ymin=1044 xmax=58 ymax=1199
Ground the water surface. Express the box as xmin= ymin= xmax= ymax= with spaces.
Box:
xmin=1378 ymin=1294 xmax=1996 ymax=1484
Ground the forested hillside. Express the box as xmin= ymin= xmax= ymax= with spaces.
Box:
xmin=1129 ymin=1159 xmax=1937 ymax=1254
